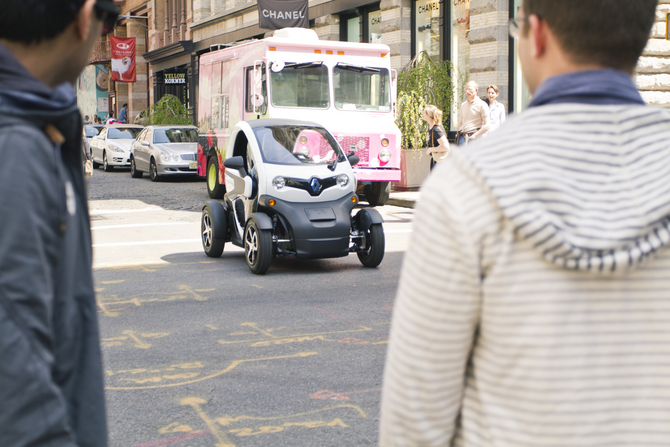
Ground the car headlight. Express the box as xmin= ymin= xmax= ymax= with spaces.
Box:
xmin=108 ymin=144 xmax=124 ymax=153
xmin=336 ymin=174 xmax=349 ymax=187
xmin=379 ymin=148 xmax=391 ymax=162
xmin=159 ymin=151 xmax=179 ymax=163
xmin=298 ymin=146 xmax=309 ymax=157
xmin=273 ymin=176 xmax=285 ymax=189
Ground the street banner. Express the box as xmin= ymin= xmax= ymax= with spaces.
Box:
xmin=110 ymin=36 xmax=136 ymax=82
xmin=258 ymin=0 xmax=308 ymax=30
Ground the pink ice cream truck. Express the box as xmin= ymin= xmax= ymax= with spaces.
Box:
xmin=197 ymin=27 xmax=400 ymax=206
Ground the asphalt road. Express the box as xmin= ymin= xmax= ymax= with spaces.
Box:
xmin=87 ymin=167 xmax=414 ymax=447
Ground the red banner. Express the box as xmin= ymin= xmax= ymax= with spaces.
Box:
xmin=109 ymin=36 xmax=136 ymax=82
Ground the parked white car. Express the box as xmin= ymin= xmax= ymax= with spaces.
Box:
xmin=90 ymin=124 xmax=144 ymax=171
xmin=130 ymin=125 xmax=199 ymax=182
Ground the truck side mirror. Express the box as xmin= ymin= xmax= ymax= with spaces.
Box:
xmin=223 ymin=156 xmax=245 ymax=170
xmin=348 ymin=153 xmax=359 ymax=166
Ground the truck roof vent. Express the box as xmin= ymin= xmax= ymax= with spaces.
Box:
xmin=272 ymin=28 xmax=319 ymax=42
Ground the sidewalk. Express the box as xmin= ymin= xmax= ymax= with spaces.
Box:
xmin=387 ymin=189 xmax=420 ymax=208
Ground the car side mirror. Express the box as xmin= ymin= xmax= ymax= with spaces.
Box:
xmin=141 ymin=140 xmax=150 ymax=146
xmin=347 ymin=152 xmax=359 ymax=166
xmin=223 ymin=156 xmax=245 ymax=170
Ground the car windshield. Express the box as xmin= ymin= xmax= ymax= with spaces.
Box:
xmin=107 ymin=127 xmax=143 ymax=139
xmin=270 ymin=63 xmax=329 ymax=109
xmin=84 ymin=126 xmax=103 ymax=137
xmin=253 ymin=126 xmax=344 ymax=165
xmin=333 ymin=64 xmax=391 ymax=112
xmin=153 ymin=128 xmax=198 ymax=143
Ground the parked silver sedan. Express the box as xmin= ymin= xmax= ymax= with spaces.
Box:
xmin=130 ymin=125 xmax=199 ymax=182
xmin=90 ymin=124 xmax=144 ymax=171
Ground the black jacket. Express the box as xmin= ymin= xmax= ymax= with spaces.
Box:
xmin=0 ymin=44 xmax=107 ymax=446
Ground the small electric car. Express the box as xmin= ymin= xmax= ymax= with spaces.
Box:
xmin=201 ymin=119 xmax=385 ymax=274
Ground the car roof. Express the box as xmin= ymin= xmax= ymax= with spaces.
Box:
xmin=103 ymin=124 xmax=144 ymax=129
xmin=243 ymin=118 xmax=324 ymax=129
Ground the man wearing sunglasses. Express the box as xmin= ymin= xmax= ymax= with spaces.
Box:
xmin=381 ymin=1 xmax=669 ymax=446
xmin=0 ymin=0 xmax=118 ymax=445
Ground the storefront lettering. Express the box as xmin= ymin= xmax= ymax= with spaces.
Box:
xmin=165 ymin=73 xmax=186 ymax=85
xmin=453 ymin=0 xmax=469 ymax=5
xmin=418 ymin=2 xmax=439 ymax=14
xmin=262 ymin=9 xmax=305 ymax=20
xmin=371 ymin=16 xmax=381 ymax=25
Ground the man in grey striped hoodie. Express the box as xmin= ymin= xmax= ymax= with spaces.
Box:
xmin=380 ymin=1 xmax=666 ymax=446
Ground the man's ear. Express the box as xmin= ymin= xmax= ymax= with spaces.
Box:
xmin=528 ymin=14 xmax=547 ymax=59
xmin=75 ymin=0 xmax=97 ymax=41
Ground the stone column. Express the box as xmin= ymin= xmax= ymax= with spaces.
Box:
xmin=637 ymin=0 xmax=670 ymax=108
xmin=467 ymin=0 xmax=509 ymax=106
xmin=313 ymin=14 xmax=340 ymax=41
xmin=127 ymin=20 xmax=150 ymax=122
xmin=381 ymin=0 xmax=412 ymax=70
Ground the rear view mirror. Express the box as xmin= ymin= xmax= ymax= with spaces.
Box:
xmin=348 ymin=154 xmax=359 ymax=166
xmin=223 ymin=156 xmax=245 ymax=170
xmin=141 ymin=140 xmax=150 ymax=146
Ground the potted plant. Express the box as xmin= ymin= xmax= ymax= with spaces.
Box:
xmin=394 ymin=52 xmax=458 ymax=190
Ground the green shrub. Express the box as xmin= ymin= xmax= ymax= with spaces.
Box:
xmin=146 ymin=94 xmax=192 ymax=125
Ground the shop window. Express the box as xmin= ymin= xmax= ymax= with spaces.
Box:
xmin=510 ymin=0 xmax=532 ymax=114
xmin=340 ymin=6 xmax=381 ymax=43
xmin=368 ymin=10 xmax=382 ymax=44
xmin=448 ymin=0 xmax=470 ymax=130
xmin=415 ymin=0 xmax=440 ymax=59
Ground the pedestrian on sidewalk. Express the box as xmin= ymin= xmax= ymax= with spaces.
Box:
xmin=455 ymin=80 xmax=489 ymax=146
xmin=484 ymin=84 xmax=505 ymax=135
xmin=422 ymin=105 xmax=449 ymax=170
xmin=0 ymin=0 xmax=119 ymax=445
xmin=119 ymin=103 xmax=127 ymax=123
xmin=380 ymin=0 xmax=667 ymax=446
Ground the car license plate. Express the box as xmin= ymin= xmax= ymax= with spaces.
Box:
xmin=305 ymin=207 xmax=336 ymax=221
xmin=189 ymin=162 xmax=197 ymax=169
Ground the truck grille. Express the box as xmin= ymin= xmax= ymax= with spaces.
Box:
xmin=338 ymin=136 xmax=370 ymax=166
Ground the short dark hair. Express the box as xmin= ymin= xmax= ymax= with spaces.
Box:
xmin=523 ymin=0 xmax=658 ymax=72
xmin=0 ymin=0 xmax=86 ymax=44
xmin=123 ymin=104 xmax=128 ymax=108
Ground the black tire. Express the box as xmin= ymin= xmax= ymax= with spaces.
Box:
xmin=201 ymin=203 xmax=225 ymax=257
xmin=357 ymin=224 xmax=385 ymax=268
xmin=149 ymin=158 xmax=160 ymax=182
xmin=207 ymin=155 xmax=225 ymax=199
xmin=130 ymin=157 xmax=143 ymax=178
xmin=364 ymin=181 xmax=390 ymax=207
xmin=92 ymin=158 xmax=101 ymax=169
xmin=103 ymin=152 xmax=113 ymax=172
xmin=244 ymin=218 xmax=272 ymax=274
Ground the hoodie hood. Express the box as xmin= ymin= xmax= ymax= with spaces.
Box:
xmin=0 ymin=42 xmax=79 ymax=120
xmin=461 ymin=103 xmax=670 ymax=274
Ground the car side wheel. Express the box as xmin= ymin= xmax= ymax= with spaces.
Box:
xmin=150 ymin=158 xmax=160 ymax=182
xmin=103 ymin=152 xmax=113 ymax=172
xmin=207 ymin=155 xmax=225 ymax=199
xmin=130 ymin=157 xmax=143 ymax=178
xmin=201 ymin=203 xmax=225 ymax=257
xmin=364 ymin=181 xmax=390 ymax=207
xmin=357 ymin=223 xmax=385 ymax=268
xmin=92 ymin=157 xmax=101 ymax=169
xmin=244 ymin=219 xmax=272 ymax=275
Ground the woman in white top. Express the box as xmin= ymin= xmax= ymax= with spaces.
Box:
xmin=486 ymin=84 xmax=506 ymax=134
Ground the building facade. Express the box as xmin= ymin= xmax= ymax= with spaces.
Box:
xmin=81 ymin=0 xmax=670 ymax=126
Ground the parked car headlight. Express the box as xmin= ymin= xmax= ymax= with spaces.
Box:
xmin=108 ymin=144 xmax=124 ymax=153
xmin=379 ymin=148 xmax=391 ymax=163
xmin=272 ymin=176 xmax=285 ymax=190
xmin=159 ymin=151 xmax=179 ymax=163
xmin=336 ymin=174 xmax=349 ymax=187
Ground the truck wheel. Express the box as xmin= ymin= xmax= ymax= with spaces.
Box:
xmin=202 ymin=203 xmax=225 ymax=257
xmin=130 ymin=157 xmax=143 ymax=178
xmin=358 ymin=224 xmax=385 ymax=268
xmin=244 ymin=218 xmax=272 ymax=274
xmin=207 ymin=156 xmax=225 ymax=199
xmin=364 ymin=181 xmax=390 ymax=207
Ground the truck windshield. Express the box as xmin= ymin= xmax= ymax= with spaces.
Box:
xmin=270 ymin=63 xmax=329 ymax=109
xmin=253 ymin=125 xmax=344 ymax=165
xmin=333 ymin=64 xmax=391 ymax=112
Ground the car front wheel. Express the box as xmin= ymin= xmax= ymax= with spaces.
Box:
xmin=130 ymin=157 xmax=143 ymax=178
xmin=357 ymin=223 xmax=385 ymax=268
xmin=244 ymin=218 xmax=272 ymax=274
xmin=103 ymin=152 xmax=113 ymax=172
xmin=150 ymin=158 xmax=160 ymax=182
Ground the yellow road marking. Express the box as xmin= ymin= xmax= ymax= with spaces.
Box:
xmin=241 ymin=322 xmax=276 ymax=338
xmin=181 ymin=397 xmax=235 ymax=447
xmin=216 ymin=404 xmax=367 ymax=426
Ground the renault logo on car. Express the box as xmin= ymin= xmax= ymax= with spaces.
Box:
xmin=309 ymin=178 xmax=321 ymax=193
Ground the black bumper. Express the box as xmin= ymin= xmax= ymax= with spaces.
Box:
xmin=258 ymin=193 xmax=357 ymax=259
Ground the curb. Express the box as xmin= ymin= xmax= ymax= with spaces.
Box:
xmin=386 ymin=197 xmax=416 ymax=209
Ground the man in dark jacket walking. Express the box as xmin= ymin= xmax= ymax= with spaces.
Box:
xmin=0 ymin=0 xmax=119 ymax=445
